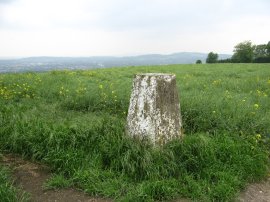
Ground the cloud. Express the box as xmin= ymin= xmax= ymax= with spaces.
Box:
xmin=0 ymin=0 xmax=270 ymax=56
xmin=1 ymin=0 xmax=269 ymax=31
xmin=0 ymin=0 xmax=16 ymax=4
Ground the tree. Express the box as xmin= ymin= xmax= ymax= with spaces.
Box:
xmin=254 ymin=44 xmax=267 ymax=59
xmin=231 ymin=40 xmax=255 ymax=63
xmin=217 ymin=58 xmax=232 ymax=63
xmin=196 ymin=59 xmax=202 ymax=64
xmin=266 ymin=41 xmax=270 ymax=57
xmin=253 ymin=43 xmax=270 ymax=63
xmin=206 ymin=52 xmax=218 ymax=63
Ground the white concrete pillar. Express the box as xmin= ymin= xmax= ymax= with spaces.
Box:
xmin=126 ymin=73 xmax=183 ymax=145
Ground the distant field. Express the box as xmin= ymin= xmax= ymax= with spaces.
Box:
xmin=0 ymin=64 xmax=270 ymax=201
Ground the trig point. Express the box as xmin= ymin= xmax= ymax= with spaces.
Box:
xmin=126 ymin=73 xmax=183 ymax=146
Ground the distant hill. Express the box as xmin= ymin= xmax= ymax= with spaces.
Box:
xmin=0 ymin=52 xmax=231 ymax=73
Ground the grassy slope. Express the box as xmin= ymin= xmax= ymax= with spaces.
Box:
xmin=0 ymin=64 xmax=270 ymax=201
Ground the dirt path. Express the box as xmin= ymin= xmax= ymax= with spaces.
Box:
xmin=236 ymin=178 xmax=270 ymax=202
xmin=1 ymin=154 xmax=270 ymax=202
xmin=1 ymin=154 xmax=111 ymax=202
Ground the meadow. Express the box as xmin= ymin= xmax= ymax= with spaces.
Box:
xmin=0 ymin=63 xmax=270 ymax=201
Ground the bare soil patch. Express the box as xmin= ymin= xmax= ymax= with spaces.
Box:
xmin=1 ymin=154 xmax=111 ymax=202
xmin=236 ymin=178 xmax=270 ymax=202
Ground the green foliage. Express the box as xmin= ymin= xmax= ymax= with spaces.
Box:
xmin=252 ymin=42 xmax=270 ymax=63
xmin=44 ymin=174 xmax=72 ymax=190
xmin=196 ymin=59 xmax=202 ymax=64
xmin=217 ymin=58 xmax=233 ymax=63
xmin=232 ymin=40 xmax=255 ymax=63
xmin=217 ymin=40 xmax=270 ymax=63
xmin=206 ymin=52 xmax=218 ymax=63
xmin=266 ymin=41 xmax=270 ymax=56
xmin=0 ymin=64 xmax=270 ymax=201
xmin=254 ymin=44 xmax=268 ymax=58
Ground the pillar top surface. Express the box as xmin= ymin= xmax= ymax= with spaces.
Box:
xmin=136 ymin=73 xmax=175 ymax=77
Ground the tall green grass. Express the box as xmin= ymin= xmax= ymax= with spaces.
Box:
xmin=0 ymin=64 xmax=270 ymax=201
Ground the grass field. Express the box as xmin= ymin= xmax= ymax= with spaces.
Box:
xmin=0 ymin=64 xmax=270 ymax=201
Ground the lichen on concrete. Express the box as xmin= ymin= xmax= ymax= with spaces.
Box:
xmin=126 ymin=73 xmax=183 ymax=146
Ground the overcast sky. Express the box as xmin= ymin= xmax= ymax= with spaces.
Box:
xmin=0 ymin=0 xmax=269 ymax=57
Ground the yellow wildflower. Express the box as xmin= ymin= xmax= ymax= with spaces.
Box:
xmin=255 ymin=134 xmax=261 ymax=139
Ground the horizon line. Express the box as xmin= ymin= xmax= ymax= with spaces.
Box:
xmin=0 ymin=51 xmax=233 ymax=60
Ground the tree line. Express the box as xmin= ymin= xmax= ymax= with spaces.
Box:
xmin=201 ymin=40 xmax=270 ymax=64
